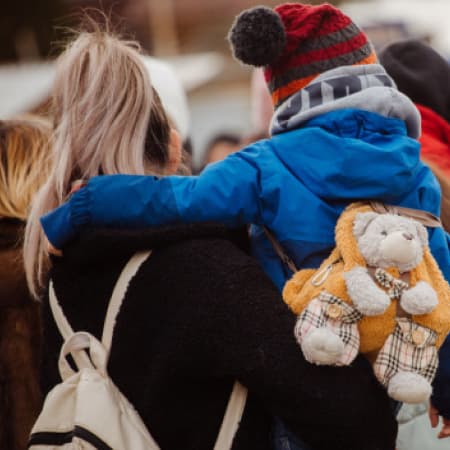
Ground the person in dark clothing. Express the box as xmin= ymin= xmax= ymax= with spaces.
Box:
xmin=379 ymin=39 xmax=450 ymax=177
xmin=25 ymin=29 xmax=397 ymax=449
xmin=380 ymin=40 xmax=450 ymax=438
xmin=42 ymin=224 xmax=397 ymax=450
xmin=0 ymin=116 xmax=52 ymax=450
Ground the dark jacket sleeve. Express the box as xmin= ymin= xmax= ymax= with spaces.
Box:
xmin=167 ymin=238 xmax=397 ymax=450
xmin=432 ymin=333 xmax=450 ymax=418
xmin=430 ymin=231 xmax=450 ymax=418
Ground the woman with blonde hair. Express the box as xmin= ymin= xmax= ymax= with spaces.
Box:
xmin=25 ymin=28 xmax=398 ymax=450
xmin=0 ymin=115 xmax=51 ymax=450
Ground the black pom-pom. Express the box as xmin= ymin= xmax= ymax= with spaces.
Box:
xmin=228 ymin=6 xmax=286 ymax=67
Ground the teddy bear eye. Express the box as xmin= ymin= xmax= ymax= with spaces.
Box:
xmin=381 ymin=230 xmax=388 ymax=236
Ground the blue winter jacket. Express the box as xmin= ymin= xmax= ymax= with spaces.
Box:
xmin=41 ymin=108 xmax=450 ymax=416
xmin=42 ymin=109 xmax=450 ymax=285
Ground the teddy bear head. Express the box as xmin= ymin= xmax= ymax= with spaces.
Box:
xmin=353 ymin=212 xmax=429 ymax=272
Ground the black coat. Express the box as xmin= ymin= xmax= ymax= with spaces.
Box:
xmin=0 ymin=220 xmax=42 ymax=450
xmin=42 ymin=224 xmax=397 ymax=450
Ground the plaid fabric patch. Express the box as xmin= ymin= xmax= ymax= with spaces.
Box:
xmin=294 ymin=292 xmax=363 ymax=366
xmin=373 ymin=318 xmax=438 ymax=387
xmin=374 ymin=268 xmax=409 ymax=300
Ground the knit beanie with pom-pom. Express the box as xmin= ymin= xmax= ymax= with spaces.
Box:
xmin=228 ymin=3 xmax=377 ymax=108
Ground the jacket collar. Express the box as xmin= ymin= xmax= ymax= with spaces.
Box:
xmin=271 ymin=64 xmax=421 ymax=138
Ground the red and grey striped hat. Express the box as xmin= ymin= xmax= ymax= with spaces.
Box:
xmin=228 ymin=3 xmax=377 ymax=108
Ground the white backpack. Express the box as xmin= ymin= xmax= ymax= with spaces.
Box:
xmin=29 ymin=251 xmax=247 ymax=450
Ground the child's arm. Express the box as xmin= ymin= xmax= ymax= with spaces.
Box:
xmin=41 ymin=151 xmax=264 ymax=249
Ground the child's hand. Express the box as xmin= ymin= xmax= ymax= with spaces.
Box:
xmin=429 ymin=402 xmax=450 ymax=438
xmin=45 ymin=179 xmax=87 ymax=257
xmin=47 ymin=239 xmax=62 ymax=257
xmin=68 ymin=179 xmax=86 ymax=197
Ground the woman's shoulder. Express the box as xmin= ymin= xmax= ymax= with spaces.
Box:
xmin=157 ymin=227 xmax=254 ymax=269
xmin=57 ymin=224 xmax=250 ymax=269
xmin=120 ymin=225 xmax=283 ymax=332
xmin=52 ymin=223 xmax=270 ymax=304
xmin=129 ymin=225 xmax=276 ymax=300
xmin=50 ymin=223 xmax=280 ymax=334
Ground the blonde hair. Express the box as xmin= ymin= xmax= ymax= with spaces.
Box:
xmin=0 ymin=116 xmax=52 ymax=221
xmin=24 ymin=28 xmax=174 ymax=299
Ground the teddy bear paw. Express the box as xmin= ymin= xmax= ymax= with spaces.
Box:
xmin=387 ymin=371 xmax=432 ymax=404
xmin=300 ymin=328 xmax=345 ymax=366
xmin=400 ymin=281 xmax=438 ymax=315
xmin=344 ymin=267 xmax=391 ymax=315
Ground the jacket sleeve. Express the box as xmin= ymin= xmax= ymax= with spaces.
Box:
xmin=429 ymin=230 xmax=450 ymax=418
xmin=176 ymin=238 xmax=397 ymax=450
xmin=41 ymin=151 xmax=263 ymax=249
xmin=432 ymin=334 xmax=450 ymax=419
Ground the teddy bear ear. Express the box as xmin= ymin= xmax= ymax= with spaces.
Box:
xmin=227 ymin=6 xmax=286 ymax=67
xmin=353 ymin=212 xmax=379 ymax=239
xmin=414 ymin=221 xmax=429 ymax=248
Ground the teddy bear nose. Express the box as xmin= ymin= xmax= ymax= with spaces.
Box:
xmin=402 ymin=232 xmax=414 ymax=241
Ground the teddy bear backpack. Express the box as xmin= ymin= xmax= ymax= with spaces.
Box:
xmin=28 ymin=251 xmax=247 ymax=450
xmin=273 ymin=202 xmax=450 ymax=404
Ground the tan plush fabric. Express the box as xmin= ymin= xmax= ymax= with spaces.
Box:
xmin=283 ymin=203 xmax=450 ymax=354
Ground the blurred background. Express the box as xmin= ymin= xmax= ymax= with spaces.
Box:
xmin=1 ymin=0 xmax=449 ymax=168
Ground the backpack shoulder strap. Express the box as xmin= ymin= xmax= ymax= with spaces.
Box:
xmin=264 ymin=202 xmax=442 ymax=273
xmin=214 ymin=381 xmax=248 ymax=450
xmin=101 ymin=250 xmax=152 ymax=354
xmin=369 ymin=202 xmax=442 ymax=228
xmin=263 ymin=226 xmax=298 ymax=273
xmin=49 ymin=281 xmax=74 ymax=340
xmin=49 ymin=249 xmax=152 ymax=352
xmin=51 ymin=249 xmax=246 ymax=449
xmin=103 ymin=250 xmax=248 ymax=450
xmin=49 ymin=282 xmax=93 ymax=369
